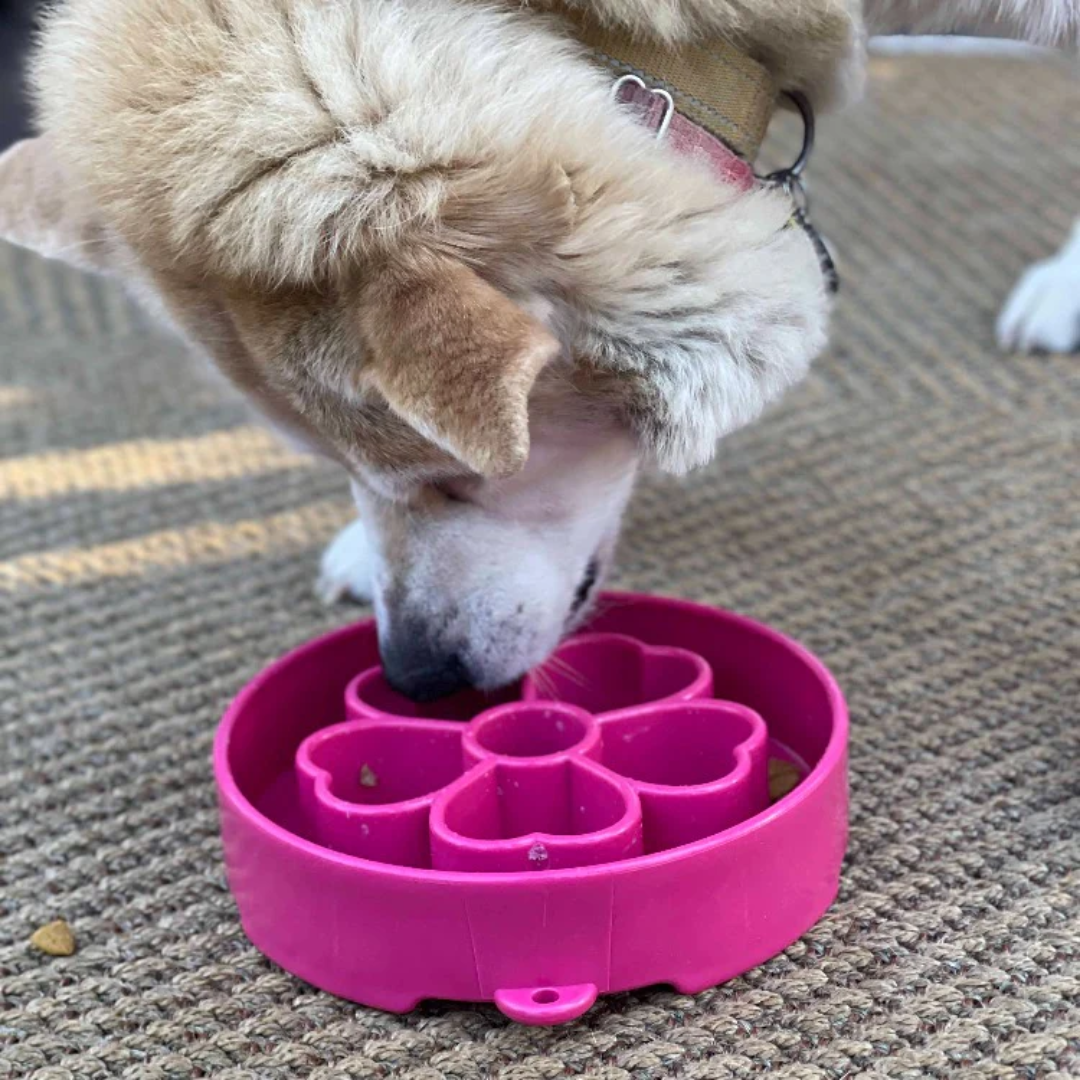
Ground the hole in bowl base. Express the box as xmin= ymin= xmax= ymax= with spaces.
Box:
xmin=494 ymin=985 xmax=598 ymax=1025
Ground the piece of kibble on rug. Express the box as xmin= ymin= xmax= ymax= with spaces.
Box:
xmin=30 ymin=919 xmax=76 ymax=957
xmin=769 ymin=759 xmax=801 ymax=802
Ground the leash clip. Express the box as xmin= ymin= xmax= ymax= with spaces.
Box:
xmin=760 ymin=91 xmax=839 ymax=295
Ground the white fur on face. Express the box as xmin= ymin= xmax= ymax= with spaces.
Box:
xmin=351 ymin=415 xmax=640 ymax=690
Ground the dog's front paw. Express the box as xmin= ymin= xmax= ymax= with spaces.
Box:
xmin=997 ymin=222 xmax=1080 ymax=354
xmin=317 ymin=517 xmax=376 ymax=605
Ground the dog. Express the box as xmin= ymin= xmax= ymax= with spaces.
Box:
xmin=0 ymin=1 xmax=1076 ymax=700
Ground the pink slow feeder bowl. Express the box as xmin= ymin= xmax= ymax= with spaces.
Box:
xmin=214 ymin=593 xmax=848 ymax=1025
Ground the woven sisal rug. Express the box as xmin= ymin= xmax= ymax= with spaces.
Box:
xmin=2 ymin=54 xmax=1078 ymax=1079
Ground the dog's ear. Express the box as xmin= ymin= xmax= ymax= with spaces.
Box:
xmin=357 ymin=255 xmax=560 ymax=478
xmin=0 ymin=137 xmax=115 ymax=274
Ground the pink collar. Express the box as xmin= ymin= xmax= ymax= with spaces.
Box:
xmin=616 ymin=79 xmax=757 ymax=193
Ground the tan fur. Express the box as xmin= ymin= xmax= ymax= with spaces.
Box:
xmin=0 ymin=0 xmax=842 ymax=688
xmin=357 ymin=254 xmax=560 ymax=476
xmin=17 ymin=0 xmax=831 ymax=480
xmin=216 ymin=275 xmax=464 ymax=483
xmin=2 ymin=0 xmax=1072 ymax=689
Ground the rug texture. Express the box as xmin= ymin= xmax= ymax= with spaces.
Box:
xmin=1 ymin=53 xmax=1078 ymax=1079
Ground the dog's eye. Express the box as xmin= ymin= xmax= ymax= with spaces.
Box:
xmin=433 ymin=481 xmax=472 ymax=505
xmin=571 ymin=557 xmax=600 ymax=615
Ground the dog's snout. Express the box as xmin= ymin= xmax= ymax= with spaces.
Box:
xmin=380 ymin=631 xmax=473 ymax=703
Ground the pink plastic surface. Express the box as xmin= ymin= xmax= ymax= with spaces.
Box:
xmin=215 ymin=594 xmax=848 ymax=1025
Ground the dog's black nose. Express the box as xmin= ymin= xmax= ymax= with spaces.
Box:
xmin=380 ymin=634 xmax=473 ymax=703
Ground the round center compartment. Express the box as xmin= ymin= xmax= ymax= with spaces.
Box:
xmin=471 ymin=704 xmax=592 ymax=758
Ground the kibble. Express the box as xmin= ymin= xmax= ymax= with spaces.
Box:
xmin=30 ymin=919 xmax=76 ymax=957
xmin=768 ymin=759 xmax=801 ymax=802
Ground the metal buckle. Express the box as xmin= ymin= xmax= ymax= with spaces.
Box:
xmin=611 ymin=73 xmax=676 ymax=142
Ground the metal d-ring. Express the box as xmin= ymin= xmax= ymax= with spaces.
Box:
xmin=759 ymin=91 xmax=839 ymax=295
xmin=783 ymin=90 xmax=815 ymax=179
xmin=760 ymin=91 xmax=816 ymax=207
xmin=611 ymin=72 xmax=676 ymax=143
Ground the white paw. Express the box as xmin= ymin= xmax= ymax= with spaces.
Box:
xmin=997 ymin=223 xmax=1080 ymax=354
xmin=316 ymin=517 xmax=376 ymax=605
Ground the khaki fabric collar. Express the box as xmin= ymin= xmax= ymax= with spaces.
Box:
xmin=552 ymin=6 xmax=779 ymax=161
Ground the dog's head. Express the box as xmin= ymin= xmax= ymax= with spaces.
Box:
xmin=0 ymin=0 xmax=831 ymax=697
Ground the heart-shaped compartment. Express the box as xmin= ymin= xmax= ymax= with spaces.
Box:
xmin=430 ymin=755 xmax=642 ymax=873
xmin=523 ymin=633 xmax=712 ymax=715
xmin=600 ymin=701 xmax=770 ymax=851
xmin=296 ymin=718 xmax=465 ymax=867
xmin=346 ymin=666 xmax=519 ymax=723
xmin=297 ymin=664 xmax=761 ymax=867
